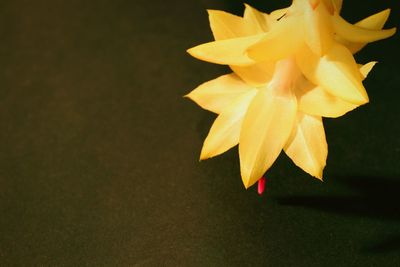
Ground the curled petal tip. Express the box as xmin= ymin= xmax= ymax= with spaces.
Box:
xmin=243 ymin=179 xmax=252 ymax=189
xmin=187 ymin=36 xmax=265 ymax=66
xmin=199 ymin=149 xmax=210 ymax=161
xmin=186 ymin=47 xmax=195 ymax=56
xmin=315 ymin=171 xmax=324 ymax=181
xmin=199 ymin=155 xmax=208 ymax=161
xmin=334 ymin=15 xmax=397 ymax=43
xmin=360 ymin=61 xmax=378 ymax=78
xmin=186 ymin=46 xmax=203 ymax=59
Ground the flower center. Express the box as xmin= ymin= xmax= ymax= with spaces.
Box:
xmin=268 ymin=57 xmax=301 ymax=96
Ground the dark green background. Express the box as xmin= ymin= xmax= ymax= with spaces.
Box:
xmin=0 ymin=0 xmax=399 ymax=266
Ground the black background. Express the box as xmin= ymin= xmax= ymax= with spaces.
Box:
xmin=0 ymin=0 xmax=399 ymax=266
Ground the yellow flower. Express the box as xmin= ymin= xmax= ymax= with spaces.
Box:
xmin=186 ymin=2 xmax=395 ymax=189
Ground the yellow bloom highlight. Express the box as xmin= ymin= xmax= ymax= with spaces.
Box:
xmin=186 ymin=1 xmax=395 ymax=189
xmin=185 ymin=74 xmax=253 ymax=114
xmin=239 ymin=59 xmax=299 ymax=188
xmin=296 ymin=63 xmax=373 ymax=118
xmin=200 ymin=89 xmax=257 ymax=160
xmin=296 ymin=43 xmax=369 ymax=104
xmin=247 ymin=0 xmax=396 ymax=59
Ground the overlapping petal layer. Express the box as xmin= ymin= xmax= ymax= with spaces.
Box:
xmin=284 ymin=113 xmax=327 ymax=179
xmin=247 ymin=17 xmax=303 ymax=61
xmin=187 ymin=34 xmax=265 ymax=66
xmin=337 ymin=9 xmax=392 ymax=53
xmin=239 ymin=87 xmax=297 ymax=188
xmin=303 ymin=0 xmax=334 ymax=55
xmin=296 ymin=43 xmax=368 ymax=104
xmin=201 ymin=89 xmax=257 ymax=160
xmin=297 ymin=62 xmax=376 ymax=117
xmin=185 ymin=73 xmax=254 ymax=114
xmin=333 ymin=15 xmax=395 ymax=44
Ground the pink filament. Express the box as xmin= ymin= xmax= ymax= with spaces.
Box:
xmin=257 ymin=176 xmax=266 ymax=195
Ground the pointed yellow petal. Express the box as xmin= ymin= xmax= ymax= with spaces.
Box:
xmin=284 ymin=113 xmax=327 ymax=180
xmin=303 ymin=0 xmax=334 ymax=55
xmin=340 ymin=9 xmax=391 ymax=53
xmin=207 ymin=10 xmax=250 ymax=40
xmin=185 ymin=74 xmax=254 ymax=114
xmin=297 ymin=63 xmax=375 ymax=118
xmin=200 ymin=89 xmax=257 ymax=160
xmin=333 ymin=14 xmax=396 ymax=43
xmin=239 ymin=87 xmax=297 ymax=188
xmin=243 ymin=4 xmax=269 ymax=33
xmin=296 ymin=80 xmax=358 ymax=118
xmin=231 ymin=61 xmax=275 ymax=87
xmin=360 ymin=61 xmax=377 ymax=78
xmin=247 ymin=17 xmax=303 ymax=61
xmin=356 ymin=9 xmax=391 ymax=29
xmin=296 ymin=44 xmax=369 ymax=104
xmin=297 ymin=62 xmax=374 ymax=117
xmin=187 ymin=34 xmax=266 ymax=66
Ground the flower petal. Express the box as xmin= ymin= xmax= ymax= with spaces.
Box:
xmin=187 ymin=34 xmax=266 ymax=66
xmin=359 ymin=61 xmax=377 ymax=78
xmin=340 ymin=9 xmax=391 ymax=53
xmin=231 ymin=61 xmax=275 ymax=87
xmin=185 ymin=74 xmax=254 ymax=114
xmin=200 ymin=89 xmax=257 ymax=160
xmin=297 ymin=62 xmax=375 ymax=117
xmin=355 ymin=9 xmax=391 ymax=29
xmin=207 ymin=10 xmax=255 ymax=40
xmin=303 ymin=0 xmax=334 ymax=55
xmin=333 ymin=14 xmax=396 ymax=43
xmin=284 ymin=113 xmax=327 ymax=180
xmin=243 ymin=4 xmax=269 ymax=33
xmin=239 ymin=87 xmax=297 ymax=188
xmin=296 ymin=43 xmax=368 ymax=104
xmin=247 ymin=17 xmax=303 ymax=62
xmin=296 ymin=80 xmax=358 ymax=118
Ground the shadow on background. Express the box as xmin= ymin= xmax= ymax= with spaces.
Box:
xmin=276 ymin=176 xmax=400 ymax=254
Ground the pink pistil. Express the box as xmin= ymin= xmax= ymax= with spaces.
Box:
xmin=257 ymin=176 xmax=266 ymax=195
